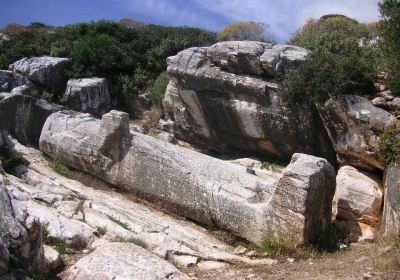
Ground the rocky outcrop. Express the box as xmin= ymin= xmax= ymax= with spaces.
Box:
xmin=382 ymin=162 xmax=400 ymax=235
xmin=0 ymin=70 xmax=30 ymax=92
xmin=333 ymin=166 xmax=383 ymax=241
xmin=0 ymin=170 xmax=44 ymax=274
xmin=59 ymin=242 xmax=187 ymax=280
xmin=5 ymin=139 xmax=278 ymax=276
xmin=317 ymin=95 xmax=397 ymax=172
xmin=40 ymin=110 xmax=336 ymax=246
xmin=163 ymin=41 xmax=335 ymax=162
xmin=0 ymin=92 xmax=63 ymax=147
xmin=9 ymin=56 xmax=70 ymax=90
xmin=64 ymin=78 xmax=110 ymax=115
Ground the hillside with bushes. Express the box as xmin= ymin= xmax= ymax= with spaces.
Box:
xmin=0 ymin=20 xmax=216 ymax=112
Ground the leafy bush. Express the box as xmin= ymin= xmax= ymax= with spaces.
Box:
xmin=149 ymin=72 xmax=170 ymax=106
xmin=46 ymin=157 xmax=73 ymax=178
xmin=283 ymin=16 xmax=377 ymax=103
xmin=0 ymin=20 xmax=216 ymax=111
xmin=0 ymin=145 xmax=29 ymax=174
xmin=378 ymin=122 xmax=400 ymax=163
xmin=378 ymin=0 xmax=400 ymax=93
xmin=217 ymin=21 xmax=274 ymax=43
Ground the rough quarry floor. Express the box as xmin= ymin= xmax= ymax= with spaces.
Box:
xmin=4 ymin=142 xmax=400 ymax=280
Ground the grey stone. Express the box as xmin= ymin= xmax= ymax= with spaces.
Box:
xmin=0 ymin=240 xmax=9 ymax=276
xmin=9 ymin=140 xmax=279 ymax=267
xmin=43 ymin=245 xmax=63 ymax=273
xmin=58 ymin=242 xmax=187 ymax=280
xmin=39 ymin=110 xmax=336 ymax=246
xmin=260 ymin=44 xmax=310 ymax=75
xmin=64 ymin=78 xmax=110 ymax=116
xmin=0 ymin=176 xmax=44 ymax=274
xmin=371 ymin=97 xmax=388 ymax=109
xmin=0 ymin=93 xmax=63 ymax=147
xmin=9 ymin=56 xmax=70 ymax=90
xmin=0 ymin=70 xmax=30 ymax=92
xmin=334 ymin=166 xmax=383 ymax=227
xmin=382 ymin=162 xmax=400 ymax=235
xmin=388 ymin=97 xmax=400 ymax=111
xmin=0 ymin=33 xmax=10 ymax=45
xmin=317 ymin=95 xmax=397 ymax=171
xmin=378 ymin=90 xmax=397 ymax=101
xmin=164 ymin=43 xmax=334 ymax=162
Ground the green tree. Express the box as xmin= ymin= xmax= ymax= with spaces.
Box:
xmin=283 ymin=15 xmax=377 ymax=103
xmin=379 ymin=0 xmax=400 ymax=93
xmin=217 ymin=21 xmax=273 ymax=42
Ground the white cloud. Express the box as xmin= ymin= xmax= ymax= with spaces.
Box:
xmin=192 ymin=0 xmax=381 ymax=41
xmin=120 ymin=0 xmax=381 ymax=41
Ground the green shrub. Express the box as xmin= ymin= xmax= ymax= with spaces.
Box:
xmin=46 ymin=157 xmax=73 ymax=178
xmin=0 ymin=145 xmax=29 ymax=174
xmin=149 ymin=72 xmax=170 ymax=107
xmin=379 ymin=0 xmax=400 ymax=93
xmin=284 ymin=16 xmax=377 ymax=103
xmin=126 ymin=238 xmax=147 ymax=249
xmin=378 ymin=122 xmax=400 ymax=163
xmin=0 ymin=20 xmax=216 ymax=109
xmin=217 ymin=21 xmax=275 ymax=43
xmin=259 ymin=234 xmax=298 ymax=258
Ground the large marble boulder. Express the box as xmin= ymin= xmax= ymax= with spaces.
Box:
xmin=317 ymin=95 xmax=397 ymax=172
xmin=64 ymin=78 xmax=110 ymax=116
xmin=382 ymin=162 xmax=400 ymax=235
xmin=9 ymin=56 xmax=70 ymax=90
xmin=40 ymin=110 xmax=336 ymax=246
xmin=0 ymin=172 xmax=45 ymax=274
xmin=163 ymin=41 xmax=335 ymax=162
xmin=0 ymin=92 xmax=63 ymax=147
xmin=59 ymin=242 xmax=187 ymax=280
xmin=333 ymin=166 xmax=383 ymax=241
xmin=0 ymin=70 xmax=30 ymax=92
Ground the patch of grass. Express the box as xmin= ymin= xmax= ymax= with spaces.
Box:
xmin=142 ymin=108 xmax=162 ymax=135
xmin=45 ymin=156 xmax=73 ymax=178
xmin=378 ymin=122 xmax=400 ymax=164
xmin=94 ymin=226 xmax=107 ymax=237
xmin=0 ymin=144 xmax=29 ymax=174
xmin=259 ymin=234 xmax=303 ymax=259
xmin=260 ymin=158 xmax=287 ymax=172
xmin=112 ymin=236 xmax=147 ymax=248
xmin=126 ymin=238 xmax=147 ymax=249
xmin=62 ymin=194 xmax=77 ymax=201
xmin=107 ymin=215 xmax=130 ymax=230
xmin=41 ymin=223 xmax=70 ymax=255
xmin=148 ymin=72 xmax=170 ymax=107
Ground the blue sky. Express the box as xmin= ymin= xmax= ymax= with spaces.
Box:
xmin=0 ymin=0 xmax=381 ymax=42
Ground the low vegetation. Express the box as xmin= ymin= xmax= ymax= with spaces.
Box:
xmin=41 ymin=223 xmax=69 ymax=255
xmin=378 ymin=122 xmax=400 ymax=163
xmin=0 ymin=20 xmax=216 ymax=112
xmin=217 ymin=21 xmax=275 ymax=43
xmin=112 ymin=235 xmax=147 ymax=248
xmin=283 ymin=15 xmax=377 ymax=103
xmin=45 ymin=156 xmax=73 ymax=178
xmin=0 ymin=144 xmax=29 ymax=174
xmin=107 ymin=215 xmax=130 ymax=230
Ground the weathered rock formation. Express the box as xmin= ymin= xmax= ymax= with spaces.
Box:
xmin=383 ymin=162 xmax=400 ymax=235
xmin=0 ymin=92 xmax=63 ymax=147
xmin=163 ymin=41 xmax=335 ymax=162
xmin=317 ymin=95 xmax=397 ymax=172
xmin=64 ymin=78 xmax=110 ymax=116
xmin=0 ymin=70 xmax=30 ymax=92
xmin=9 ymin=56 xmax=70 ymax=90
xmin=39 ymin=110 xmax=336 ymax=246
xmin=2 ymin=139 xmax=278 ymax=278
xmin=0 ymin=166 xmax=45 ymax=274
xmin=333 ymin=166 xmax=383 ymax=241
xmin=59 ymin=242 xmax=187 ymax=280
